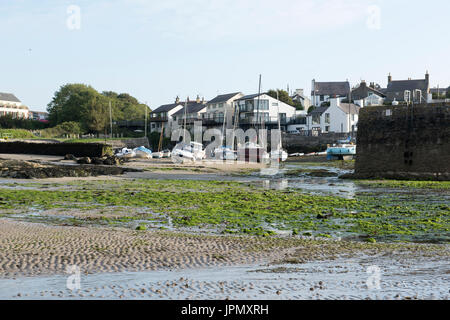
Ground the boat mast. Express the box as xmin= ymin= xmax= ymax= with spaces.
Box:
xmin=221 ymin=106 xmax=227 ymax=147
xmin=277 ymin=90 xmax=282 ymax=150
xmin=158 ymin=122 xmax=164 ymax=152
xmin=183 ymin=99 xmax=188 ymax=142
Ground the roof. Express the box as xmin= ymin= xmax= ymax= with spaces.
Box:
xmin=0 ymin=92 xmax=21 ymax=103
xmin=386 ymin=79 xmax=428 ymax=93
xmin=338 ymin=103 xmax=360 ymax=115
xmin=312 ymin=82 xmax=350 ymax=96
xmin=172 ymin=102 xmax=207 ymax=116
xmin=151 ymin=102 xmax=184 ymax=113
xmin=207 ymin=92 xmax=242 ymax=104
xmin=310 ymin=106 xmax=329 ymax=115
xmin=236 ymin=93 xmax=265 ymax=101
xmin=351 ymin=82 xmax=386 ymax=99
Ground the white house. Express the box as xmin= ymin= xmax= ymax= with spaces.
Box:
xmin=203 ymin=92 xmax=244 ymax=129
xmin=0 ymin=92 xmax=29 ymax=119
xmin=235 ymin=93 xmax=296 ymax=131
xmin=149 ymin=97 xmax=185 ymax=136
xmin=298 ymin=98 xmax=360 ymax=135
xmin=311 ymin=80 xmax=350 ymax=106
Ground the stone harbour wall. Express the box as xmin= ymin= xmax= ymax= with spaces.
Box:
xmin=355 ymin=103 xmax=450 ymax=180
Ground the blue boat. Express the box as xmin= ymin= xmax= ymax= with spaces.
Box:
xmin=326 ymin=138 xmax=356 ymax=160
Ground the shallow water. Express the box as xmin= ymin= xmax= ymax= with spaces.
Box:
xmin=1 ymin=254 xmax=448 ymax=300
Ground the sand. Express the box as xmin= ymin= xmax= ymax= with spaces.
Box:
xmin=0 ymin=219 xmax=288 ymax=278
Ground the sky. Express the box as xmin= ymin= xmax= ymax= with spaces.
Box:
xmin=0 ymin=0 xmax=449 ymax=111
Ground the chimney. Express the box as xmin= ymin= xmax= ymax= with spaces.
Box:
xmin=425 ymin=71 xmax=429 ymax=84
xmin=196 ymin=95 xmax=200 ymax=103
xmin=175 ymin=96 xmax=180 ymax=104
xmin=388 ymin=73 xmax=392 ymax=84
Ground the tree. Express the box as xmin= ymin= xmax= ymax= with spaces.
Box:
xmin=447 ymin=87 xmax=450 ymax=99
xmin=47 ymin=84 xmax=151 ymax=133
xmin=267 ymin=89 xmax=294 ymax=106
xmin=47 ymin=84 xmax=104 ymax=130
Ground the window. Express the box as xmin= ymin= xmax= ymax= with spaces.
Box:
xmin=218 ymin=103 xmax=224 ymax=109
xmin=312 ymin=114 xmax=320 ymax=125
xmin=325 ymin=113 xmax=330 ymax=124
xmin=325 ymin=126 xmax=330 ymax=132
xmin=352 ymin=114 xmax=355 ymax=121
xmin=320 ymin=95 xmax=324 ymax=102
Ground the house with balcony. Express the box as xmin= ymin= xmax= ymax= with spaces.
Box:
xmin=171 ymin=98 xmax=208 ymax=131
xmin=235 ymin=93 xmax=296 ymax=132
xmin=203 ymin=92 xmax=244 ymax=129
xmin=302 ymin=98 xmax=360 ymax=135
xmin=311 ymin=80 xmax=350 ymax=107
xmin=149 ymin=97 xmax=184 ymax=136
xmin=0 ymin=92 xmax=29 ymax=119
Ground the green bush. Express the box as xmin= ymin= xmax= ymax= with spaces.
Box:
xmin=40 ymin=121 xmax=84 ymax=138
xmin=0 ymin=129 xmax=35 ymax=139
xmin=0 ymin=115 xmax=49 ymax=130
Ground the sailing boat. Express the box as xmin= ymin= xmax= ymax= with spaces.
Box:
xmin=212 ymin=106 xmax=237 ymax=160
xmin=269 ymin=91 xmax=288 ymax=162
xmin=171 ymin=99 xmax=206 ymax=162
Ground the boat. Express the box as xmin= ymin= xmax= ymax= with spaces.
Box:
xmin=172 ymin=141 xmax=206 ymax=162
xmin=116 ymin=148 xmax=136 ymax=159
xmin=326 ymin=138 xmax=356 ymax=160
xmin=270 ymin=149 xmax=288 ymax=162
xmin=269 ymin=90 xmax=288 ymax=163
xmin=133 ymin=146 xmax=152 ymax=159
xmin=212 ymin=146 xmax=237 ymax=160
xmin=237 ymin=142 xmax=267 ymax=163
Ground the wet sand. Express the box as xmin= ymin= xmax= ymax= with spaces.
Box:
xmin=0 ymin=219 xmax=448 ymax=300
xmin=0 ymin=219 xmax=290 ymax=278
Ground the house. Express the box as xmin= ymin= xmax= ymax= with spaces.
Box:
xmin=385 ymin=72 xmax=430 ymax=103
xmin=234 ymin=93 xmax=296 ymax=132
xmin=311 ymin=80 xmax=350 ymax=106
xmin=0 ymin=92 xmax=29 ymax=119
xmin=149 ymin=97 xmax=185 ymax=136
xmin=351 ymin=81 xmax=386 ymax=106
xmin=172 ymin=97 xmax=208 ymax=130
xmin=203 ymin=92 xmax=244 ymax=129
xmin=30 ymin=111 xmax=49 ymax=121
xmin=291 ymin=89 xmax=311 ymax=109
xmin=302 ymin=98 xmax=360 ymax=135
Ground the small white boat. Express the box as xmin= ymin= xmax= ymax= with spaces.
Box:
xmin=116 ymin=148 xmax=136 ymax=158
xmin=133 ymin=146 xmax=153 ymax=159
xmin=161 ymin=149 xmax=171 ymax=158
xmin=172 ymin=142 xmax=206 ymax=162
xmin=270 ymin=149 xmax=288 ymax=162
xmin=212 ymin=146 xmax=237 ymax=160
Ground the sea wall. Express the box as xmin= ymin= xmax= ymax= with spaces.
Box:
xmin=354 ymin=103 xmax=450 ymax=180
xmin=0 ymin=142 xmax=112 ymax=157
xmin=283 ymin=132 xmax=352 ymax=154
